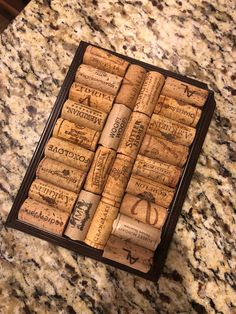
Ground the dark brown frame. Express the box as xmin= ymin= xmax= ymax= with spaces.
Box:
xmin=5 ymin=41 xmax=216 ymax=281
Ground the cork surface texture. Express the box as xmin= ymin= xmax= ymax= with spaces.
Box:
xmin=0 ymin=1 xmax=235 ymax=313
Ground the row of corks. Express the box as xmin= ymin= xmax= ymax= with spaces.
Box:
xmin=18 ymin=45 xmax=208 ymax=273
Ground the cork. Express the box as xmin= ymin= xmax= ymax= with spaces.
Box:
xmin=117 ymin=112 xmax=150 ymax=159
xmin=99 ymin=103 xmax=131 ymax=150
xmin=84 ymin=146 xmax=116 ymax=194
xmin=61 ymin=99 xmax=107 ymax=132
xmin=134 ymin=71 xmax=165 ymax=117
xmin=18 ymin=198 xmax=69 ymax=235
xmin=103 ymin=235 xmax=154 ymax=273
xmin=36 ymin=158 xmax=86 ymax=193
xmin=102 ymin=154 xmax=134 ymax=203
xmin=139 ymin=134 xmax=189 ymax=167
xmin=53 ymin=118 xmax=100 ymax=151
xmin=161 ymin=77 xmax=209 ymax=107
xmin=83 ymin=45 xmax=129 ymax=77
xmin=75 ymin=64 xmax=123 ymax=96
xmin=44 ymin=137 xmax=94 ymax=172
xmin=126 ymin=174 xmax=174 ymax=208
xmin=133 ymin=155 xmax=182 ymax=188
xmin=154 ymin=95 xmax=201 ymax=127
xmin=120 ymin=193 xmax=167 ymax=229
xmin=29 ymin=179 xmax=78 ymax=213
xmin=115 ymin=64 xmax=146 ymax=110
xmin=64 ymin=190 xmax=101 ymax=241
xmin=84 ymin=197 xmax=119 ymax=249
xmin=147 ymin=114 xmax=196 ymax=146
xmin=112 ymin=214 xmax=161 ymax=251
xmin=69 ymin=82 xmax=114 ymax=113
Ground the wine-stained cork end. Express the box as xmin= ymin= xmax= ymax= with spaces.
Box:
xmin=18 ymin=198 xmax=69 ymax=235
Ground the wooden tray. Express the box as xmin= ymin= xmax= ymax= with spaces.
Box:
xmin=6 ymin=41 xmax=216 ymax=281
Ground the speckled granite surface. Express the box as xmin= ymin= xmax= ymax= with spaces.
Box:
xmin=0 ymin=0 xmax=235 ymax=313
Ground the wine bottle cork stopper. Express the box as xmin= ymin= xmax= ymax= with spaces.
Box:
xmin=103 ymin=235 xmax=154 ymax=273
xmin=139 ymin=134 xmax=189 ymax=167
xmin=134 ymin=71 xmax=165 ymax=117
xmin=75 ymin=64 xmax=123 ymax=96
xmin=29 ymin=179 xmax=78 ymax=213
xmin=84 ymin=197 xmax=119 ymax=250
xmin=18 ymin=198 xmax=69 ymax=235
xmin=147 ymin=114 xmax=196 ymax=146
xmin=102 ymin=154 xmax=134 ymax=203
xmin=154 ymin=95 xmax=201 ymax=127
xmin=44 ymin=137 xmax=94 ymax=172
xmin=112 ymin=214 xmax=161 ymax=251
xmin=126 ymin=174 xmax=174 ymax=208
xmin=61 ymin=99 xmax=107 ymax=132
xmin=69 ymin=82 xmax=114 ymax=113
xmin=99 ymin=103 xmax=131 ymax=150
xmin=83 ymin=45 xmax=129 ymax=77
xmin=120 ymin=193 xmax=168 ymax=229
xmin=115 ymin=64 xmax=146 ymax=110
xmin=161 ymin=77 xmax=208 ymax=107
xmin=53 ymin=118 xmax=100 ymax=151
xmin=64 ymin=190 xmax=101 ymax=241
xmin=117 ymin=112 xmax=150 ymax=159
xmin=84 ymin=146 xmax=116 ymax=195
xmin=36 ymin=158 xmax=86 ymax=193
xmin=133 ymin=155 xmax=182 ymax=188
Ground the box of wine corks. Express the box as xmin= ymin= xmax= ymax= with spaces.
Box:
xmin=6 ymin=41 xmax=216 ymax=281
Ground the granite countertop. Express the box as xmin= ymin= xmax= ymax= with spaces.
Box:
xmin=0 ymin=0 xmax=235 ymax=313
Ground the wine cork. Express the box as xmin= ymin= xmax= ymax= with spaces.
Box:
xmin=112 ymin=214 xmax=161 ymax=251
xmin=154 ymin=95 xmax=201 ymax=127
xmin=69 ymin=82 xmax=114 ymax=113
xmin=61 ymin=100 xmax=107 ymax=132
xmin=147 ymin=114 xmax=196 ymax=146
xmin=139 ymin=134 xmax=189 ymax=167
xmin=36 ymin=158 xmax=86 ymax=193
xmin=84 ymin=198 xmax=119 ymax=249
xmin=45 ymin=137 xmax=94 ymax=172
xmin=133 ymin=155 xmax=182 ymax=188
xmin=126 ymin=174 xmax=174 ymax=208
xmin=75 ymin=64 xmax=123 ymax=96
xmin=64 ymin=190 xmax=101 ymax=241
xmin=120 ymin=193 xmax=167 ymax=229
xmin=29 ymin=179 xmax=77 ymax=213
xmin=115 ymin=64 xmax=146 ymax=109
xmin=117 ymin=112 xmax=150 ymax=159
xmin=161 ymin=77 xmax=209 ymax=107
xmin=83 ymin=45 xmax=129 ymax=77
xmin=134 ymin=71 xmax=165 ymax=117
xmin=84 ymin=146 xmax=116 ymax=194
xmin=18 ymin=198 xmax=69 ymax=235
xmin=99 ymin=103 xmax=131 ymax=150
xmin=103 ymin=235 xmax=154 ymax=273
xmin=53 ymin=118 xmax=100 ymax=151
xmin=102 ymin=154 xmax=134 ymax=203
